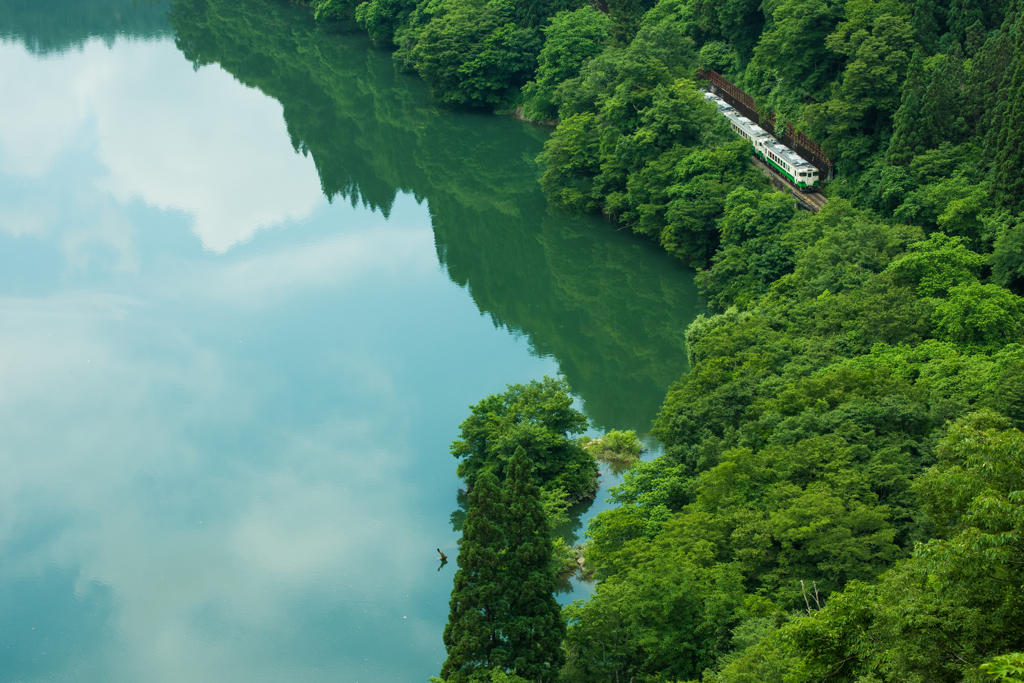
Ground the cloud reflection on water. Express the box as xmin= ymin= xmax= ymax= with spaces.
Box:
xmin=0 ymin=37 xmax=324 ymax=254
xmin=0 ymin=241 xmax=455 ymax=681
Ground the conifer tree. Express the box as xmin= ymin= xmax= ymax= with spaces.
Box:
xmin=496 ymin=447 xmax=566 ymax=682
xmin=965 ymin=18 xmax=988 ymax=56
xmin=993 ymin=8 xmax=1024 ymax=209
xmin=949 ymin=0 xmax=986 ymax=41
xmin=912 ymin=0 xmax=941 ymax=53
xmin=971 ymin=5 xmax=1016 ymax=137
xmin=442 ymin=470 xmax=508 ymax=683
xmin=921 ymin=49 xmax=967 ymax=147
xmin=887 ymin=53 xmax=927 ymax=166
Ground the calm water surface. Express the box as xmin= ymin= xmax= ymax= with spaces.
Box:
xmin=0 ymin=1 xmax=703 ymax=680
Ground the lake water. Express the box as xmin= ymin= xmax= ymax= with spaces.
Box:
xmin=0 ymin=1 xmax=703 ymax=681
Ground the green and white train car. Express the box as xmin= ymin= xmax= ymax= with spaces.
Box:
xmin=703 ymin=92 xmax=820 ymax=192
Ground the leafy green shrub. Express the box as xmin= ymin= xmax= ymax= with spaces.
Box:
xmin=583 ymin=429 xmax=643 ymax=464
xmin=981 ymin=653 xmax=1024 ymax=683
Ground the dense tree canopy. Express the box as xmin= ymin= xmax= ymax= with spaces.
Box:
xmin=451 ymin=377 xmax=598 ymax=503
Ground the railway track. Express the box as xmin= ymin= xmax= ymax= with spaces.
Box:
xmin=752 ymin=157 xmax=828 ymax=213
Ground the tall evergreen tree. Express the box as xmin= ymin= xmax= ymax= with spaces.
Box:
xmin=442 ymin=470 xmax=508 ymax=683
xmin=965 ymin=18 xmax=988 ymax=55
xmin=912 ymin=0 xmax=941 ymax=53
xmin=887 ymin=52 xmax=927 ymax=166
xmin=497 ymin=448 xmax=566 ymax=682
xmin=949 ymin=0 xmax=986 ymax=40
xmin=993 ymin=7 xmax=1024 ymax=209
xmin=888 ymin=90 xmax=925 ymax=166
xmin=921 ymin=49 xmax=967 ymax=147
xmin=971 ymin=4 xmax=1017 ymax=135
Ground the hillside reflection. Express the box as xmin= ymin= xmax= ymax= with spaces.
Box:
xmin=0 ymin=0 xmax=170 ymax=53
xmin=4 ymin=0 xmax=702 ymax=432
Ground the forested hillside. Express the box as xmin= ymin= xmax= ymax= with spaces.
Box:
xmin=304 ymin=0 xmax=1024 ymax=680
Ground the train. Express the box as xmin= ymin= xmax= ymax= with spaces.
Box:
xmin=703 ymin=91 xmax=820 ymax=192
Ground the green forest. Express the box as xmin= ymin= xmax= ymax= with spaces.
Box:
xmin=315 ymin=0 xmax=1024 ymax=679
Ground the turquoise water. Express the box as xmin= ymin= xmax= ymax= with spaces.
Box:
xmin=0 ymin=1 xmax=703 ymax=680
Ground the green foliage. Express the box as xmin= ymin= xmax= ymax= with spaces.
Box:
xmin=747 ymin=0 xmax=845 ymax=103
xmin=550 ymin=536 xmax=579 ymax=575
xmin=886 ymin=53 xmax=926 ymax=166
xmin=991 ymin=8 xmax=1024 ymax=210
xmin=540 ymin=487 xmax=584 ymax=573
xmin=497 ymin=449 xmax=566 ymax=679
xmin=450 ymin=377 xmax=597 ymax=503
xmin=442 ymin=470 xmax=509 ymax=681
xmin=809 ymin=0 xmax=916 ymax=172
xmin=914 ymin=413 xmax=1024 ymax=589
xmin=583 ymin=429 xmax=643 ymax=463
xmin=539 ymin=486 xmax=572 ymax=531
xmin=692 ymin=436 xmax=902 ymax=606
xmin=354 ymin=0 xmax=419 ymax=42
xmin=521 ymin=7 xmax=610 ymax=121
xmin=991 ymin=214 xmax=1024 ymax=294
xmin=537 ymin=112 xmax=603 ymax=212
xmin=781 ymin=210 xmax=921 ymax=298
xmin=591 ymin=434 xmax=905 ymax=607
xmin=382 ymin=0 xmax=588 ymax=103
xmin=628 ymin=140 xmax=767 ymax=267
xmin=932 ymin=282 xmax=1024 ymax=352
xmin=488 ymin=670 xmax=533 ymax=683
xmin=430 ymin=670 xmax=533 ymax=683
xmin=605 ymin=0 xmax=657 ymax=45
xmin=981 ymin=653 xmax=1024 ymax=683
xmin=542 ymin=103 xmax=765 ymax=265
xmin=696 ymin=186 xmax=799 ymax=308
xmin=921 ymin=50 xmax=970 ymax=148
xmin=534 ymin=2 xmax=802 ymax=267
xmin=396 ymin=0 xmax=541 ymax=107
xmin=682 ymin=0 xmax=764 ymax=58
xmin=697 ymin=40 xmax=737 ymax=75
xmin=441 ymin=452 xmax=566 ymax=682
xmin=584 ymin=456 xmax=686 ymax=575
xmin=562 ymin=559 xmax=745 ymax=683
xmin=886 ymin=232 xmax=986 ymax=297
xmin=528 ymin=0 xmax=1024 ymax=679
xmin=314 ymin=0 xmax=359 ymax=21
xmin=709 ymin=416 xmax=1024 ymax=683
xmin=511 ymin=0 xmax=581 ymax=30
